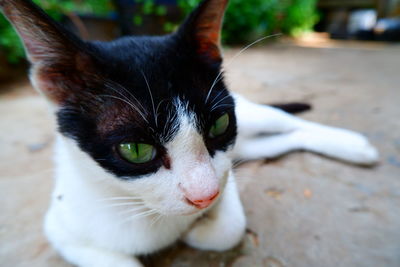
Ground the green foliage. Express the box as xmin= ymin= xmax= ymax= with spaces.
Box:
xmin=0 ymin=0 xmax=112 ymax=64
xmin=177 ymin=0 xmax=319 ymax=43
xmin=130 ymin=0 xmax=168 ymax=26
xmin=0 ymin=0 xmax=319 ymax=64
xmin=0 ymin=15 xmax=24 ymax=64
xmin=281 ymin=0 xmax=319 ymax=36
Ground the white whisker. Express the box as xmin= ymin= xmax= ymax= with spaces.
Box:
xmin=155 ymin=98 xmax=167 ymax=120
xmin=210 ymin=94 xmax=232 ymax=110
xmin=104 ymin=81 xmax=147 ymax=114
xmin=150 ymin=213 xmax=163 ymax=228
xmin=96 ymin=196 xmax=143 ymax=202
xmin=118 ymin=206 xmax=148 ymax=216
xmin=119 ymin=209 xmax=158 ymax=226
xmin=100 ymin=94 xmax=149 ymax=124
xmin=163 ymin=111 xmax=171 ymax=137
xmin=211 ymin=104 xmax=235 ymax=112
xmin=232 ymin=159 xmax=247 ymax=168
xmin=209 ymin=90 xmax=225 ymax=106
xmin=205 ymin=33 xmax=282 ymax=104
xmin=141 ymin=71 xmax=158 ymax=127
xmin=101 ymin=201 xmax=145 ymax=209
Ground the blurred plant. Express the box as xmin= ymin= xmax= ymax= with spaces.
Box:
xmin=133 ymin=0 xmax=167 ymax=26
xmin=0 ymin=0 xmax=319 ymax=64
xmin=178 ymin=0 xmax=319 ymax=43
xmin=133 ymin=0 xmax=167 ymax=28
xmin=281 ymin=0 xmax=319 ymax=36
xmin=0 ymin=0 xmax=112 ymax=64
xmin=0 ymin=15 xmax=24 ymax=64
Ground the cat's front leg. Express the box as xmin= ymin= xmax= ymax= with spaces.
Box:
xmin=183 ymin=172 xmax=246 ymax=251
xmin=55 ymin=244 xmax=143 ymax=267
xmin=45 ymin=210 xmax=143 ymax=267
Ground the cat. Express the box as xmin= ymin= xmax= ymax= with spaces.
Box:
xmin=0 ymin=0 xmax=379 ymax=267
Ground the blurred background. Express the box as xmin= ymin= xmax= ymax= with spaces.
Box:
xmin=1 ymin=1 xmax=400 ymax=267
xmin=1 ymin=0 xmax=400 ymax=81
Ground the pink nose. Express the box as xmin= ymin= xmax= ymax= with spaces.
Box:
xmin=185 ymin=190 xmax=220 ymax=209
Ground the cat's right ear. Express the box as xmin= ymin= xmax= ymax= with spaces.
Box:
xmin=178 ymin=0 xmax=229 ymax=65
xmin=0 ymin=0 xmax=95 ymax=104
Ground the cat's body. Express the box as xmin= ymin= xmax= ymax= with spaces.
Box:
xmin=0 ymin=0 xmax=378 ymax=266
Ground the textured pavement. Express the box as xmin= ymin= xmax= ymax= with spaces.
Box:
xmin=0 ymin=40 xmax=399 ymax=267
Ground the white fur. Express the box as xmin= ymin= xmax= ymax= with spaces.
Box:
xmin=232 ymin=94 xmax=379 ymax=165
xmin=44 ymin=94 xmax=378 ymax=267
xmin=183 ymin=173 xmax=246 ymax=251
xmin=45 ymin=103 xmax=244 ymax=267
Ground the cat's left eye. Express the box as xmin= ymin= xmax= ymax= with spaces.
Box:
xmin=118 ymin=143 xmax=157 ymax=164
xmin=209 ymin=113 xmax=230 ymax=138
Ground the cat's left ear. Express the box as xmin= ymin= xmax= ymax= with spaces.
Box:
xmin=0 ymin=0 xmax=96 ymax=105
xmin=0 ymin=0 xmax=86 ymax=65
xmin=179 ymin=0 xmax=229 ymax=64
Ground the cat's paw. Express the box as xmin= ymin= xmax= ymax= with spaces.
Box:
xmin=183 ymin=211 xmax=246 ymax=251
xmin=93 ymin=256 xmax=143 ymax=267
xmin=323 ymin=131 xmax=380 ymax=165
xmin=54 ymin=243 xmax=143 ymax=267
xmin=351 ymin=141 xmax=379 ymax=165
xmin=294 ymin=126 xmax=380 ymax=166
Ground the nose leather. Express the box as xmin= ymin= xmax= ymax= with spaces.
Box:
xmin=179 ymin=148 xmax=220 ymax=209
xmin=185 ymin=190 xmax=220 ymax=209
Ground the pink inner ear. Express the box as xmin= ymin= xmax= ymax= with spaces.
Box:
xmin=16 ymin=23 xmax=69 ymax=63
xmin=193 ymin=0 xmax=229 ymax=62
xmin=196 ymin=35 xmax=221 ymax=62
xmin=20 ymin=32 xmax=48 ymax=61
xmin=32 ymin=52 xmax=95 ymax=105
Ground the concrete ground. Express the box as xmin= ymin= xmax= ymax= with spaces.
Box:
xmin=0 ymin=39 xmax=399 ymax=267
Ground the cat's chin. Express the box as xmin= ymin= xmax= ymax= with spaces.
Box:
xmin=178 ymin=209 xmax=208 ymax=216
xmin=153 ymin=204 xmax=213 ymax=217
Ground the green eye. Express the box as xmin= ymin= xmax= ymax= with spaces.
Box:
xmin=118 ymin=143 xmax=156 ymax=164
xmin=209 ymin=113 xmax=230 ymax=138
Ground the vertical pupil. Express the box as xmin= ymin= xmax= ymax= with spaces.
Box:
xmin=135 ymin=143 xmax=139 ymax=157
xmin=209 ymin=113 xmax=229 ymax=138
xmin=118 ymin=143 xmax=155 ymax=163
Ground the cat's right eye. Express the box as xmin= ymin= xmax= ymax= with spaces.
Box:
xmin=118 ymin=143 xmax=157 ymax=164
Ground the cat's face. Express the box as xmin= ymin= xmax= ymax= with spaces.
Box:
xmin=1 ymin=0 xmax=234 ymax=215
xmin=55 ymin=35 xmax=237 ymax=215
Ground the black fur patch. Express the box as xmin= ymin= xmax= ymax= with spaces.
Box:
xmin=270 ymin=103 xmax=312 ymax=114
xmin=1 ymin=0 xmax=237 ymax=179
xmin=56 ymin=33 xmax=237 ymax=178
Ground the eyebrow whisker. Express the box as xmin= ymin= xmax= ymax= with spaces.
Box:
xmin=210 ymin=94 xmax=231 ymax=111
xmin=205 ymin=33 xmax=282 ymax=104
xmin=99 ymin=94 xmax=149 ymax=124
xmin=141 ymin=71 xmax=158 ymax=128
xmin=104 ymin=80 xmax=147 ymax=116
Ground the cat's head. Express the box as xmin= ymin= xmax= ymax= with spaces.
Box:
xmin=1 ymin=0 xmax=235 ymax=215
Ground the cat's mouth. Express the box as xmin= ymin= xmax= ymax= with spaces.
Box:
xmin=127 ymin=170 xmax=230 ymax=217
xmin=179 ymin=170 xmax=230 ymax=215
xmin=184 ymin=190 xmax=220 ymax=209
xmin=146 ymin=193 xmax=221 ymax=217
xmin=178 ymin=182 xmax=220 ymax=211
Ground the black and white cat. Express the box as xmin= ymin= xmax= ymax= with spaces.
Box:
xmin=0 ymin=0 xmax=378 ymax=266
